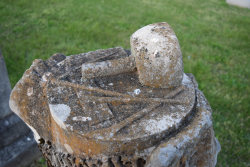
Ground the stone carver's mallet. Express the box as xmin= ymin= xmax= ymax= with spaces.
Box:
xmin=82 ymin=22 xmax=183 ymax=88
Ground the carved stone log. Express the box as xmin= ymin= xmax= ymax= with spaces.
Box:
xmin=10 ymin=23 xmax=220 ymax=167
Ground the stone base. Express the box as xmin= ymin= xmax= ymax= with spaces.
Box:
xmin=38 ymin=139 xmax=146 ymax=167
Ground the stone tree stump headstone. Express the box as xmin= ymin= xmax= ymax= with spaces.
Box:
xmin=0 ymin=50 xmax=40 ymax=167
xmin=10 ymin=22 xmax=220 ymax=167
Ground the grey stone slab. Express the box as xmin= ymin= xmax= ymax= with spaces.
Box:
xmin=0 ymin=132 xmax=41 ymax=167
xmin=226 ymin=0 xmax=250 ymax=8
xmin=0 ymin=113 xmax=22 ymax=133
xmin=0 ymin=114 xmax=31 ymax=149
xmin=0 ymin=50 xmax=41 ymax=167
xmin=0 ymin=50 xmax=12 ymax=119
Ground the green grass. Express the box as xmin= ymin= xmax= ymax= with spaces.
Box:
xmin=0 ymin=0 xmax=249 ymax=166
xmin=28 ymin=157 xmax=47 ymax=167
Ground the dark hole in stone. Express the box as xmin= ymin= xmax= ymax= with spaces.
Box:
xmin=47 ymin=140 xmax=52 ymax=145
xmin=39 ymin=138 xmax=45 ymax=145
xmin=108 ymin=158 xmax=115 ymax=167
xmin=97 ymin=160 xmax=103 ymax=166
xmin=125 ymin=161 xmax=132 ymax=166
xmin=179 ymin=156 xmax=186 ymax=167
xmin=117 ymin=156 xmax=125 ymax=167
xmin=137 ymin=158 xmax=146 ymax=167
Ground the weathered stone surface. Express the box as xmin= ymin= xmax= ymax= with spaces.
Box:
xmin=10 ymin=23 xmax=220 ymax=167
xmin=130 ymin=22 xmax=183 ymax=88
xmin=0 ymin=50 xmax=41 ymax=167
xmin=36 ymin=75 xmax=221 ymax=167
xmin=82 ymin=48 xmax=136 ymax=79
xmin=145 ymin=75 xmax=221 ymax=167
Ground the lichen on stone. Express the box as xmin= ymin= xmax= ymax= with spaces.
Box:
xmin=9 ymin=23 xmax=220 ymax=167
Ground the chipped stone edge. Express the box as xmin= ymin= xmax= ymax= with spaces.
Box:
xmin=145 ymin=88 xmax=221 ymax=167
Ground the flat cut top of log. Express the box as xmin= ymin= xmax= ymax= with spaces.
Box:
xmin=10 ymin=47 xmax=196 ymax=156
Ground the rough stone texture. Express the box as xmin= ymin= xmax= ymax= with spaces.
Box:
xmin=35 ymin=74 xmax=221 ymax=167
xmin=10 ymin=23 xmax=220 ymax=167
xmin=82 ymin=48 xmax=136 ymax=79
xmin=145 ymin=78 xmax=221 ymax=167
xmin=226 ymin=0 xmax=250 ymax=8
xmin=130 ymin=22 xmax=183 ymax=88
xmin=0 ymin=50 xmax=41 ymax=167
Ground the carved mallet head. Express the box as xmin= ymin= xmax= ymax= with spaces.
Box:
xmin=131 ymin=22 xmax=183 ymax=88
xmin=82 ymin=22 xmax=183 ymax=88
